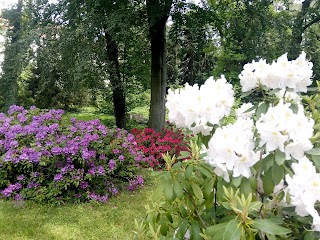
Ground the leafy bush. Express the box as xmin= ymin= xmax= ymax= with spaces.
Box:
xmin=131 ymin=124 xmax=191 ymax=169
xmin=0 ymin=105 xmax=144 ymax=203
xmin=135 ymin=53 xmax=320 ymax=239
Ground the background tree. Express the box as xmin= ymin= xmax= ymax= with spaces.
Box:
xmin=146 ymin=0 xmax=173 ymax=132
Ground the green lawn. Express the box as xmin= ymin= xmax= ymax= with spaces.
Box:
xmin=0 ymin=170 xmax=156 ymax=240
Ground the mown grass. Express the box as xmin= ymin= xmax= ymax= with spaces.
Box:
xmin=62 ymin=106 xmax=148 ymax=131
xmin=0 ymin=169 xmax=156 ymax=240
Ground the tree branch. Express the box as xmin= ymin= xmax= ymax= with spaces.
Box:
xmin=303 ymin=15 xmax=320 ymax=32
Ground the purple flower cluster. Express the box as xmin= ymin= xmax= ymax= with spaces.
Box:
xmin=0 ymin=105 xmax=145 ymax=203
xmin=128 ymin=175 xmax=144 ymax=191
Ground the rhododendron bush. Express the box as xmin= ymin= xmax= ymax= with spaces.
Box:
xmin=131 ymin=125 xmax=191 ymax=169
xmin=140 ymin=52 xmax=320 ymax=239
xmin=0 ymin=106 xmax=144 ymax=203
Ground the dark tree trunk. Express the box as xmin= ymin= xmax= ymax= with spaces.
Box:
xmin=105 ymin=31 xmax=126 ymax=129
xmin=146 ymin=0 xmax=172 ymax=132
xmin=288 ymin=0 xmax=312 ymax=60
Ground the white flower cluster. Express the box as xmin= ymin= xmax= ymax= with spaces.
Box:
xmin=256 ymin=100 xmax=314 ymax=160
xmin=236 ymin=102 xmax=254 ymax=120
xmin=239 ymin=52 xmax=313 ymax=92
xmin=166 ymin=76 xmax=234 ymax=136
xmin=286 ymin=157 xmax=320 ymax=231
xmin=205 ymin=118 xmax=260 ymax=181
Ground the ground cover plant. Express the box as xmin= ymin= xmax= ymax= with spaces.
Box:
xmin=138 ymin=52 xmax=320 ymax=239
xmin=0 ymin=105 xmax=145 ymax=203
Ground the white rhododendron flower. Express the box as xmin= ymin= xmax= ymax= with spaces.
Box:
xmin=256 ymin=100 xmax=314 ymax=159
xmin=205 ymin=119 xmax=259 ymax=181
xmin=275 ymin=89 xmax=301 ymax=103
xmin=236 ymin=102 xmax=254 ymax=120
xmin=286 ymin=157 xmax=320 ymax=230
xmin=166 ymin=75 xmax=234 ymax=135
xmin=239 ymin=52 xmax=313 ymax=92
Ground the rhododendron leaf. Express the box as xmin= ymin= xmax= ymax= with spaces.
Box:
xmin=173 ymin=179 xmax=184 ymax=199
xmin=164 ymin=180 xmax=174 ymax=201
xmin=268 ymin=88 xmax=281 ymax=95
xmin=185 ymin=165 xmax=194 ymax=179
xmin=240 ymin=178 xmax=252 ymax=197
xmin=206 ymin=222 xmax=228 ymax=239
xmin=248 ymin=201 xmax=262 ymax=213
xmin=198 ymin=165 xmax=213 ymax=178
xmin=272 ymin=164 xmax=284 ymax=185
xmin=179 ymin=151 xmax=191 ymax=159
xmin=191 ymin=222 xmax=202 ymax=240
xmin=289 ymin=103 xmax=299 ymax=114
xmin=180 ymin=205 xmax=188 ymax=218
xmin=311 ymin=155 xmax=320 ymax=167
xmin=240 ymin=90 xmax=255 ymax=99
xmin=304 ymin=231 xmax=318 ymax=240
xmin=262 ymin=169 xmax=275 ymax=195
xmin=223 ymin=219 xmax=241 ymax=240
xmin=232 ymin=176 xmax=242 ymax=188
xmin=313 ymin=124 xmax=320 ymax=130
xmin=153 ymin=184 xmax=165 ymax=201
xmin=306 ymin=148 xmax=320 ymax=155
xmin=175 ymin=219 xmax=189 ymax=239
xmin=261 ymin=154 xmax=275 ymax=173
xmin=203 ymin=178 xmax=214 ymax=200
xmin=159 ymin=218 xmax=169 ymax=236
xmin=192 ymin=183 xmax=203 ymax=201
xmin=307 ymin=87 xmax=318 ymax=92
xmin=252 ymin=219 xmax=292 ymax=235
xmin=275 ymin=150 xmax=286 ymax=165
xmin=256 ymin=102 xmax=267 ymax=118
xmin=204 ymin=192 xmax=214 ymax=209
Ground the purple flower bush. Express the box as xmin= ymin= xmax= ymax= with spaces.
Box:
xmin=0 ymin=105 xmax=144 ymax=203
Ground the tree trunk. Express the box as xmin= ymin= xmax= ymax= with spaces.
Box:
xmin=146 ymin=0 xmax=172 ymax=132
xmin=105 ymin=31 xmax=126 ymax=129
xmin=288 ymin=0 xmax=312 ymax=60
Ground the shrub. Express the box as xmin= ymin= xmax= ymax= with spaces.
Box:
xmin=131 ymin=124 xmax=191 ymax=170
xmin=0 ymin=105 xmax=144 ymax=203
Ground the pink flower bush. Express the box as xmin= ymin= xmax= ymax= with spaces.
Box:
xmin=131 ymin=124 xmax=191 ymax=169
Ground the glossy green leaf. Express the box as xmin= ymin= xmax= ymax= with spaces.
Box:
xmin=272 ymin=163 xmax=284 ymax=185
xmin=173 ymin=179 xmax=184 ymax=199
xmin=191 ymin=222 xmax=202 ymax=240
xmin=185 ymin=165 xmax=194 ymax=179
xmin=262 ymin=168 xmax=275 ymax=195
xmin=252 ymin=219 xmax=292 ymax=235
xmin=203 ymin=178 xmax=214 ymax=200
xmin=275 ymin=150 xmax=286 ymax=165
xmin=223 ymin=219 xmax=241 ymax=240
xmin=256 ymin=102 xmax=267 ymax=118
xmin=164 ymin=180 xmax=174 ymax=201
xmin=306 ymin=148 xmax=320 ymax=155
xmin=192 ymin=183 xmax=203 ymax=201
xmin=206 ymin=222 xmax=228 ymax=239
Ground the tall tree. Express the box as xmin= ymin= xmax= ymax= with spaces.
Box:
xmin=146 ymin=0 xmax=173 ymax=132
xmin=0 ymin=0 xmax=23 ymax=110
xmin=288 ymin=0 xmax=320 ymax=59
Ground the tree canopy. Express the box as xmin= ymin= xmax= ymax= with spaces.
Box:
xmin=0 ymin=0 xmax=319 ymax=129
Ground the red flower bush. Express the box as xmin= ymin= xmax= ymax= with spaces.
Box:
xmin=131 ymin=125 xmax=191 ymax=169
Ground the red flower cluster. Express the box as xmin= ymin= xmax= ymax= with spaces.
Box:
xmin=131 ymin=125 xmax=191 ymax=169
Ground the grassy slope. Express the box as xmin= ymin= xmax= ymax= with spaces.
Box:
xmin=0 ymin=170 xmax=156 ymax=240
